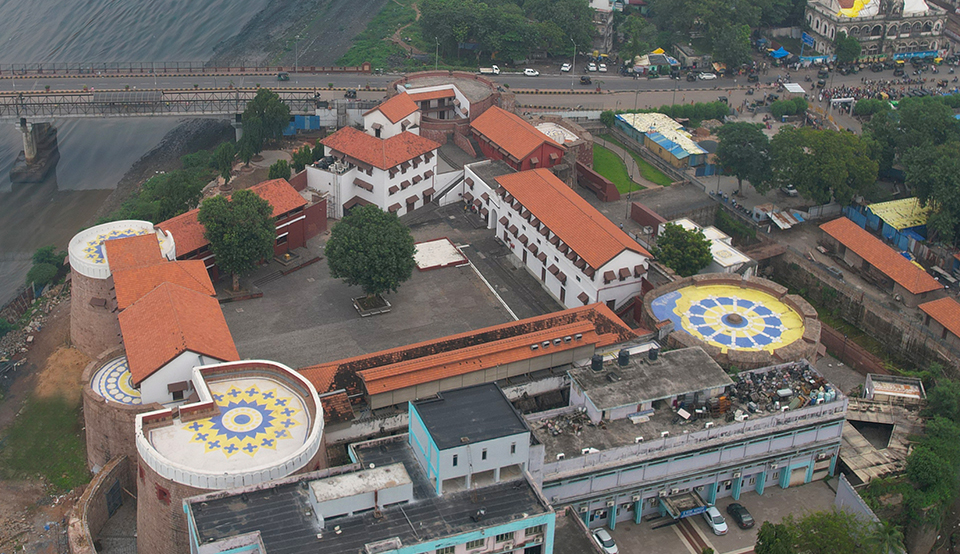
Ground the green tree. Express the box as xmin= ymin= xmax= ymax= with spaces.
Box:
xmin=755 ymin=521 xmax=794 ymax=554
xmin=325 ymin=205 xmax=416 ymax=299
xmin=834 ymin=32 xmax=862 ymax=65
xmin=865 ymin=521 xmax=904 ymax=554
xmin=198 ymin=190 xmax=276 ymax=291
xmin=620 ymin=15 xmax=657 ymax=60
xmin=652 ymin=223 xmax=713 ymax=277
xmin=268 ymin=159 xmax=291 ymax=180
xmin=0 ymin=319 xmax=13 ymax=338
xmin=711 ymin=23 xmax=753 ymax=67
xmin=291 ymin=145 xmax=314 ymax=174
xmin=241 ymin=88 xmax=291 ymax=156
xmin=925 ymin=379 xmax=960 ymax=422
xmin=903 ymin=142 xmax=960 ymax=245
xmin=906 ymin=446 xmax=954 ymax=491
xmin=213 ymin=142 xmax=236 ymax=184
xmin=770 ymin=126 xmax=877 ymax=205
xmin=716 ymin=122 xmax=770 ymax=195
xmin=32 ymin=245 xmax=65 ymax=267
xmin=26 ymin=263 xmax=58 ymax=288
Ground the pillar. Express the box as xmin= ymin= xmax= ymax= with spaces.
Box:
xmin=608 ymin=503 xmax=617 ymax=530
xmin=779 ymin=467 xmax=790 ymax=489
xmin=582 ymin=509 xmax=590 ymax=526
xmin=732 ymin=474 xmax=743 ymax=501
xmin=494 ymin=467 xmax=501 ymax=483
xmin=805 ymin=461 xmax=814 ymax=484
xmin=756 ymin=471 xmax=766 ymax=496
xmin=634 ymin=500 xmax=642 ymax=524
xmin=829 ymin=453 xmax=838 ymax=477
xmin=20 ymin=120 xmax=36 ymax=163
xmin=233 ymin=114 xmax=243 ymax=141
xmin=706 ymin=481 xmax=718 ymax=505
xmin=465 ymin=472 xmax=472 ymax=490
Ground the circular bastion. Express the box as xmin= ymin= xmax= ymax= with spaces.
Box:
xmin=641 ymin=273 xmax=820 ymax=370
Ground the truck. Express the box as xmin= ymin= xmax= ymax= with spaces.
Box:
xmin=478 ymin=65 xmax=500 ymax=75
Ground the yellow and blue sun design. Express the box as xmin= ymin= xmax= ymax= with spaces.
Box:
xmin=91 ymin=356 xmax=141 ymax=405
xmin=651 ymin=285 xmax=805 ymax=353
xmin=81 ymin=227 xmax=151 ymax=264
xmin=184 ymin=385 xmax=302 ymax=458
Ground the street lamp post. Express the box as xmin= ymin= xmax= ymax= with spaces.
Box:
xmin=435 ymin=37 xmax=440 ymax=71
xmin=295 ymin=35 xmax=301 ymax=74
xmin=570 ymin=37 xmax=576 ymax=89
xmin=634 ymin=89 xmax=640 ymax=111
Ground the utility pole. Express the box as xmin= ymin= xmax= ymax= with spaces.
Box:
xmin=570 ymin=37 xmax=576 ymax=89
xmin=295 ymin=35 xmax=301 ymax=74
xmin=435 ymin=37 xmax=440 ymax=71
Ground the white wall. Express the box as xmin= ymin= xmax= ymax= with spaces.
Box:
xmin=437 ymin=433 xmax=530 ymax=485
xmin=139 ymin=351 xmax=219 ymax=406
xmin=362 ymin=108 xmax=420 ymax=139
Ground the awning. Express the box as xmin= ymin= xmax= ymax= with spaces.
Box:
xmin=424 ymin=170 xmax=434 ymax=178
xmin=473 ymin=198 xmax=482 ymax=207
xmin=575 ymin=258 xmax=586 ymax=269
xmin=548 ymin=264 xmax=560 ymax=275
xmin=481 ymin=192 xmax=490 ymax=201
xmin=401 ymin=180 xmax=411 ymax=189
xmin=634 ymin=264 xmax=645 ymax=277
xmin=530 ymin=156 xmax=540 ymax=166
xmin=619 ymin=267 xmax=631 ymax=279
xmin=549 ymin=153 xmax=559 ymax=162
xmin=480 ymin=208 xmax=488 ymax=216
xmin=528 ymin=244 xmax=538 ymax=254
xmin=585 ymin=267 xmax=595 ymax=278
xmin=557 ymin=272 xmax=567 ymax=284
xmin=537 ymin=252 xmax=547 ymax=262
xmin=401 ymin=161 xmax=411 ymax=170
xmin=167 ymin=381 xmax=190 ymax=393
xmin=521 ymin=209 xmax=531 ymax=219
xmin=558 ymin=243 xmax=569 ymax=254
xmin=530 ymin=217 xmax=539 ymax=227
xmin=388 ymin=185 xmax=399 ymax=195
xmin=412 ymin=175 xmax=422 ymax=184
xmin=343 ymin=196 xmax=375 ymax=210
xmin=509 ymin=225 xmax=518 ymax=235
xmin=463 ymin=191 xmax=474 ymax=202
xmin=406 ymin=194 xmax=419 ymax=205
xmin=371 ymin=122 xmax=382 ymax=130
xmin=499 ymin=216 xmax=509 ymax=225
xmin=353 ymin=178 xmax=374 ymax=192
xmin=549 ymin=235 xmax=559 ymax=245
xmin=518 ymin=235 xmax=528 ymax=245
xmin=604 ymin=270 xmax=616 ymax=283
xmin=388 ymin=203 xmax=401 ymax=213
xmin=465 ymin=177 xmax=474 ymax=187
xmin=422 ymin=187 xmax=435 ymax=196
xmin=783 ymin=82 xmax=806 ymax=94
xmin=540 ymin=227 xmax=550 ymax=237
xmin=578 ymin=292 xmax=589 ymax=304
xmin=566 ymin=250 xmax=577 ymax=261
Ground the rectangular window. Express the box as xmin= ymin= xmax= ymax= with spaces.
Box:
xmin=172 ymin=390 xmax=184 ymax=401
xmin=495 ymin=532 xmax=513 ymax=542
xmin=437 ymin=547 xmax=455 ymax=554
xmin=453 ymin=454 xmax=458 ymax=467
xmin=276 ymin=235 xmax=288 ymax=245
xmin=527 ymin=525 xmax=544 ymax=535
xmin=481 ymin=449 xmax=487 ymax=460
xmin=466 ymin=538 xmax=485 ymax=549
xmin=511 ymin=443 xmax=517 ymax=455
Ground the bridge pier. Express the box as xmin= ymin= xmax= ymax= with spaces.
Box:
xmin=233 ymin=114 xmax=243 ymax=141
xmin=10 ymin=119 xmax=60 ymax=183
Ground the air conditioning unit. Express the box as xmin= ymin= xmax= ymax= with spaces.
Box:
xmin=501 ymin=541 xmax=514 ymax=551
xmin=606 ymin=500 xmax=616 ymax=507
xmin=733 ymin=472 xmax=742 ymax=479
xmin=816 ymin=452 xmax=828 ymax=461
xmin=578 ymin=505 xmax=589 ymax=513
xmin=553 ymin=338 xmax=562 ymax=345
xmin=528 ymin=536 xmax=542 ymax=545
xmin=659 ymin=490 xmax=669 ymax=498
xmin=724 ymin=480 xmax=732 ymax=487
xmin=671 ymin=488 xmax=680 ymax=495
xmin=564 ymin=336 xmax=572 ymax=342
xmin=556 ymin=453 xmax=565 ymax=460
xmin=575 ymin=333 xmax=583 ymax=340
xmin=531 ymin=344 xmax=539 ymax=350
xmin=631 ymin=495 xmax=641 ymax=502
xmin=634 ymin=436 xmax=644 ymax=443
xmin=542 ymin=341 xmax=551 ymax=348
xmin=661 ymin=431 xmax=670 ymax=438
xmin=704 ymin=422 xmax=714 ymax=429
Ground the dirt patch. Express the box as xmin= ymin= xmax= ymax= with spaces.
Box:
xmin=0 ymin=479 xmax=78 ymax=554
xmin=33 ymin=347 xmax=89 ymax=404
xmin=207 ymin=0 xmax=389 ymax=68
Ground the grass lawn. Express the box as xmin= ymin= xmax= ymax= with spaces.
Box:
xmin=0 ymin=396 xmax=89 ymax=491
xmin=599 ymin=134 xmax=673 ymax=187
xmin=593 ymin=145 xmax=644 ymax=193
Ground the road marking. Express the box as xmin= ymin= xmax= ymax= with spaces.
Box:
xmin=686 ymin=517 xmax=718 ymax=553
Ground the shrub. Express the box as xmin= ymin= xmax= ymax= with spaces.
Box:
xmin=26 ymin=263 xmax=58 ymax=288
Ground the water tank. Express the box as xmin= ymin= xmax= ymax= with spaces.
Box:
xmin=648 ymin=348 xmax=660 ymax=361
xmin=591 ymin=355 xmax=603 ymax=372
xmin=617 ymin=349 xmax=630 ymax=367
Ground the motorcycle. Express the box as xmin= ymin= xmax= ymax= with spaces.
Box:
xmin=805 ymin=75 xmax=812 ymax=82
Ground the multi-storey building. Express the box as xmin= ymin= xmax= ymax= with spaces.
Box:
xmin=804 ymin=0 xmax=946 ymax=57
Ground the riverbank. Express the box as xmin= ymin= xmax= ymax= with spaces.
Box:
xmin=93 ymin=118 xmax=234 ymax=221
xmin=206 ymin=0 xmax=388 ymax=68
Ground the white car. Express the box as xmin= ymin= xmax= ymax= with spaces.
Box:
xmin=588 ymin=62 xmax=598 ymax=72
xmin=523 ymin=68 xmax=540 ymax=76
xmin=781 ymin=184 xmax=799 ymax=197
xmin=698 ymin=72 xmax=718 ymax=80
xmin=599 ymin=63 xmax=608 ymax=72
xmin=592 ymin=528 xmax=619 ymax=554
xmin=702 ymin=506 xmax=729 ymax=535
xmin=560 ymin=63 xmax=572 ymax=72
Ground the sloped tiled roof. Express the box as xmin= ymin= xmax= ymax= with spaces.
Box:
xmin=470 ymin=106 xmax=563 ymax=161
xmin=406 ymin=88 xmax=456 ymax=103
xmin=119 ymin=282 xmax=239 ymax=385
xmin=103 ymin=234 xmax=164 ymax=272
xmin=157 ymin=178 xmax=305 ymax=256
xmin=363 ymin=93 xmax=419 ymax=124
xmin=321 ymin=127 xmax=440 ymax=170
xmin=497 ymin=169 xmax=651 ymax=268
xmin=113 ymin=260 xmax=214 ymax=310
xmin=820 ymin=217 xmax=941 ymax=295
xmin=319 ymin=392 xmax=355 ymax=425
xmin=920 ymin=297 xmax=960 ymax=339
xmin=299 ymin=304 xmax=641 ymax=397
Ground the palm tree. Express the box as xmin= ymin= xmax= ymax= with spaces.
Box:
xmin=866 ymin=521 xmax=904 ymax=554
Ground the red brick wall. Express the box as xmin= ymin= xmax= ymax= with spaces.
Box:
xmin=304 ymin=199 xmax=327 ymax=241
xmin=630 ymin=202 xmax=667 ymax=234
xmin=453 ymin=132 xmax=476 ymax=157
xmin=70 ymin=271 xmax=122 ymax=358
xmin=575 ymin=161 xmax=620 ymax=202
xmin=275 ymin=211 xmax=306 ymax=256
xmin=288 ymin=170 xmax=308 ymax=192
xmin=136 ymin=456 xmax=206 ymax=554
xmin=420 ymin=128 xmax=448 ymax=145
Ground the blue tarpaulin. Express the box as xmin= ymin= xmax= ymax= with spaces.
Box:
xmin=770 ymin=47 xmax=790 ymax=59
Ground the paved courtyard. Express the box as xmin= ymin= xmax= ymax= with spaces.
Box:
xmin=605 ymin=480 xmax=839 ymax=554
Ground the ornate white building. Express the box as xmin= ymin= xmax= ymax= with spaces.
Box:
xmin=804 ymin=0 xmax=945 ymax=56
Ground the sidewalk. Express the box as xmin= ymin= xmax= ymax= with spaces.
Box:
xmin=593 ymin=136 xmax=661 ymax=190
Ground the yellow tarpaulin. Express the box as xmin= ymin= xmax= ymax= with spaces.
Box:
xmin=652 ymin=47 xmax=665 ymax=54
xmin=838 ymin=0 xmax=870 ymax=17
xmin=868 ymin=197 xmax=933 ymax=230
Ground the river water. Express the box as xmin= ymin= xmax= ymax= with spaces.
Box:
xmin=0 ymin=0 xmax=270 ymax=303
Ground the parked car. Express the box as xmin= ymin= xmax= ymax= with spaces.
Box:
xmin=726 ymin=503 xmax=755 ymax=529
xmin=560 ymin=63 xmax=572 ymax=72
xmin=702 ymin=506 xmax=728 ymax=535
xmin=599 ymin=63 xmax=608 ymax=72
xmin=698 ymin=72 xmax=717 ymax=80
xmin=592 ymin=528 xmax=619 ymax=554
xmin=781 ymin=184 xmax=799 ymax=197
xmin=523 ymin=68 xmax=540 ymax=76
xmin=588 ymin=62 xmax=598 ymax=72
xmin=580 ymin=75 xmax=592 ymax=85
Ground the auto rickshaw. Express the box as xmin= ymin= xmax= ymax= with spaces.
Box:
xmin=344 ymin=88 xmax=357 ymax=99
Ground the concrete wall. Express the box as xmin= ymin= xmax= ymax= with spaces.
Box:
xmin=68 ymin=456 xmax=135 ymax=554
xmin=70 ymin=271 xmax=121 ymax=358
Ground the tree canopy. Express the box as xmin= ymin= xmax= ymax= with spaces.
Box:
xmin=716 ymin=122 xmax=770 ymax=195
xmin=769 ymin=127 xmax=877 ymax=205
xmin=198 ymin=189 xmax=276 ymax=291
xmin=834 ymin=32 xmax=862 ymax=64
xmin=239 ymin=88 xmax=291 ymax=158
xmin=325 ymin=205 xmax=417 ymax=298
xmin=755 ymin=510 xmax=877 ymax=554
xmin=213 ymin=142 xmax=236 ymax=184
xmin=269 ymin=159 xmax=291 ymax=180
xmin=652 ymin=223 xmax=713 ymax=277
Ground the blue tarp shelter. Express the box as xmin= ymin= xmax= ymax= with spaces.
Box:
xmin=770 ymin=47 xmax=790 ymax=59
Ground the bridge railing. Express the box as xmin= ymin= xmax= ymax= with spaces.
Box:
xmin=0 ymin=62 xmax=372 ymax=77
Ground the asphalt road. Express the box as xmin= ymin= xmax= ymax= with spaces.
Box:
xmin=0 ymin=65 xmax=911 ymax=93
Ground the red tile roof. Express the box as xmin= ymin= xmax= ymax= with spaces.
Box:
xmin=104 ymin=234 xmax=165 ymax=272
xmin=363 ymin=93 xmax=419 ymax=124
xmin=157 ymin=179 xmax=305 ymax=256
xmin=321 ymin=127 xmax=440 ymax=171
xmin=119 ymin=282 xmax=239 ymax=385
xmin=319 ymin=391 xmax=355 ymax=425
xmin=497 ymin=169 xmax=651 ymax=268
xmin=406 ymin=89 xmax=456 ymax=103
xmin=299 ymin=304 xmax=641 ymax=397
xmin=113 ymin=260 xmax=215 ymax=310
xmin=820 ymin=217 xmax=941 ymax=295
xmin=470 ymin=106 xmax=563 ymax=161
xmin=920 ymin=297 xmax=960 ymax=339
xmin=249 ymin=178 xmax=307 ymax=216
